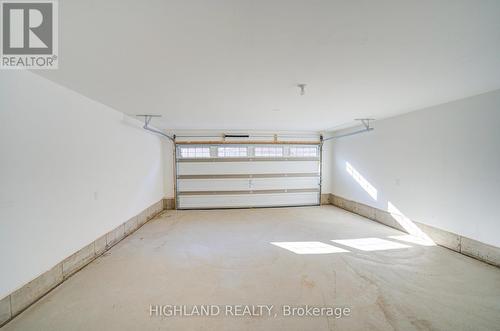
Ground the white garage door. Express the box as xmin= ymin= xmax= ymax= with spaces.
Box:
xmin=175 ymin=144 xmax=321 ymax=209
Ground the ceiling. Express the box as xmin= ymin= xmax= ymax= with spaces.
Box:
xmin=36 ymin=0 xmax=500 ymax=132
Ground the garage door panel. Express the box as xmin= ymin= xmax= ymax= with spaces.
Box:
xmin=250 ymin=177 xmax=319 ymax=190
xmin=178 ymin=192 xmax=320 ymax=209
xmin=178 ymin=178 xmax=251 ymax=191
xmin=177 ymin=161 xmax=319 ymax=175
xmin=177 ymin=177 xmax=320 ymax=191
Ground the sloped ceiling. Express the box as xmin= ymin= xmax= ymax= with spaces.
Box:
xmin=36 ymin=0 xmax=500 ymax=131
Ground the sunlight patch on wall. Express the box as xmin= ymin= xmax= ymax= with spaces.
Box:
xmin=345 ymin=162 xmax=378 ymax=200
xmin=387 ymin=202 xmax=435 ymax=245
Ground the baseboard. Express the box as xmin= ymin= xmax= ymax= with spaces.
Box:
xmin=0 ymin=197 xmax=175 ymax=327
xmin=163 ymin=197 xmax=175 ymax=210
xmin=328 ymin=193 xmax=500 ymax=268
xmin=320 ymin=194 xmax=330 ymax=205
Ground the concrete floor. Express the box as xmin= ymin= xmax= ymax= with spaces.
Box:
xmin=3 ymin=206 xmax=500 ymax=331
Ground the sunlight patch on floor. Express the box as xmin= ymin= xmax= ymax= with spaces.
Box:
xmin=270 ymin=241 xmax=349 ymax=254
xmin=332 ymin=237 xmax=411 ymax=251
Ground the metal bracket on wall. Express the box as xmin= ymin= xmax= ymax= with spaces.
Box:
xmin=323 ymin=118 xmax=375 ymax=141
xmin=136 ymin=115 xmax=175 ymax=143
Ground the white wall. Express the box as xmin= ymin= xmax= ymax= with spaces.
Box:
xmin=320 ymin=141 xmax=333 ymax=194
xmin=0 ymin=71 xmax=174 ymax=299
xmin=328 ymin=89 xmax=500 ymax=247
xmin=161 ymin=139 xmax=175 ymax=197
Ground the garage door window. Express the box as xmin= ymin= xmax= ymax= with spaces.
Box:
xmin=289 ymin=146 xmax=318 ymax=157
xmin=180 ymin=147 xmax=210 ymax=158
xmin=254 ymin=146 xmax=283 ymax=157
xmin=217 ymin=147 xmax=248 ymax=157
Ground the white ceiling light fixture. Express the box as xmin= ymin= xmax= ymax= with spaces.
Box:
xmin=297 ymin=83 xmax=307 ymax=96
